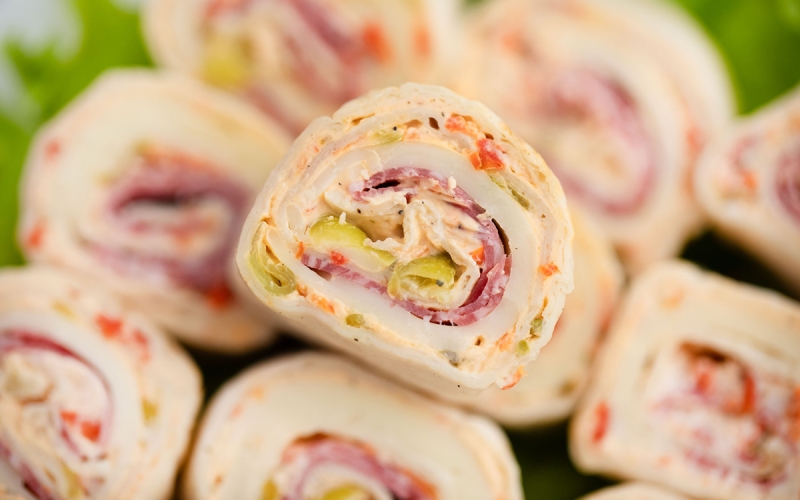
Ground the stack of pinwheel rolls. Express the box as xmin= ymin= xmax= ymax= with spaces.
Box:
xmin=18 ymin=70 xmax=291 ymax=353
xmin=0 ymin=266 xmax=201 ymax=500
xmin=236 ymin=82 xmax=574 ymax=395
xmin=445 ymin=208 xmax=623 ymax=426
xmin=696 ymin=85 xmax=800 ymax=294
xmin=457 ymin=0 xmax=734 ymax=272
xmin=571 ymin=261 xmax=800 ymax=500
xmin=144 ymin=0 xmax=463 ymax=135
xmin=184 ymin=353 xmax=523 ymax=500
xmin=11 ymin=0 xmax=795 ymax=498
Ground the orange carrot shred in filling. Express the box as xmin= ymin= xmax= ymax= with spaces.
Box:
xmin=362 ymin=23 xmax=393 ymax=63
xmin=95 ymin=315 xmax=123 ymax=339
xmin=538 ymin=263 xmax=560 ymax=277
xmin=592 ymin=402 xmax=610 ymax=444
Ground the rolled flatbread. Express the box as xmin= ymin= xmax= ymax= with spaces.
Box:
xmin=18 ymin=70 xmax=291 ymax=352
xmin=0 ymin=266 xmax=202 ymax=500
xmin=237 ymin=83 xmax=574 ymax=395
xmin=695 ymin=85 xmax=800 ymax=295
xmin=183 ymin=352 xmax=523 ymax=500
xmin=144 ymin=0 xmax=462 ymax=135
xmin=457 ymin=0 xmax=731 ymax=272
xmin=580 ymin=483 xmax=690 ymax=500
xmin=571 ymin=261 xmax=800 ymax=500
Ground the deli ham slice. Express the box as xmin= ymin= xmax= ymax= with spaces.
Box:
xmin=0 ymin=266 xmax=201 ymax=500
xmin=236 ymin=83 xmax=574 ymax=395
xmin=18 ymin=70 xmax=291 ymax=352
xmin=183 ymin=353 xmax=523 ymax=500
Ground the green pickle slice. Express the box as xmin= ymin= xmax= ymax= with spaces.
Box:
xmin=250 ymin=224 xmax=296 ymax=296
xmin=308 ymin=216 xmax=395 ymax=273
xmin=388 ymin=253 xmax=458 ymax=303
xmin=319 ymin=485 xmax=372 ymax=500
xmin=202 ymin=33 xmax=252 ymax=88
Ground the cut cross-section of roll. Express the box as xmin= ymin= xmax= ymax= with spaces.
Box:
xmin=529 ymin=0 xmax=734 ymax=144
xmin=695 ymin=86 xmax=800 ymax=295
xmin=144 ymin=0 xmax=462 ymax=135
xmin=0 ymin=266 xmax=202 ymax=500
xmin=236 ymin=83 xmax=574 ymax=395
xmin=18 ymin=69 xmax=291 ymax=353
xmin=184 ymin=352 xmax=523 ymax=500
xmin=444 ymin=209 xmax=623 ymax=426
xmin=570 ymin=261 xmax=800 ymax=500
xmin=457 ymin=0 xmax=722 ymax=272
xmin=580 ymin=483 xmax=690 ymax=500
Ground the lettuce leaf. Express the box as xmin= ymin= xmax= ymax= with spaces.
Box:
xmin=0 ymin=0 xmax=151 ymax=265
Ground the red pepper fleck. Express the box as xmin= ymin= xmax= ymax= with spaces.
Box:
xmin=295 ymin=242 xmax=305 ymax=259
xmin=362 ymin=22 xmax=392 ymax=63
xmin=740 ymin=370 xmax=756 ymax=414
xmin=331 ymin=251 xmax=348 ymax=266
xmin=206 ymin=283 xmax=234 ymax=310
xmin=501 ymin=366 xmax=526 ymax=390
xmin=695 ymin=369 xmax=712 ymax=394
xmin=60 ymin=410 xmax=77 ymax=426
xmin=538 ymin=263 xmax=559 ymax=277
xmin=25 ymin=221 xmax=46 ymax=250
xmin=413 ymin=24 xmax=431 ymax=58
xmin=204 ymin=0 xmax=250 ymax=18
xmin=445 ymin=115 xmax=468 ymax=133
xmin=470 ymin=247 xmax=485 ymax=266
xmin=592 ymin=402 xmax=609 ymax=444
xmin=95 ymin=315 xmax=123 ymax=339
xmin=80 ymin=420 xmax=101 ymax=442
xmin=470 ymin=138 xmax=505 ymax=171
xmin=45 ymin=140 xmax=61 ymax=161
xmin=790 ymin=387 xmax=800 ymax=440
xmin=131 ymin=329 xmax=151 ymax=362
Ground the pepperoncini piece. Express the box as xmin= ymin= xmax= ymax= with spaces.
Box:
xmin=319 ymin=485 xmax=371 ymax=500
xmin=372 ymin=127 xmax=403 ymax=145
xmin=261 ymin=480 xmax=279 ymax=500
xmin=308 ymin=216 xmax=395 ymax=273
xmin=202 ymin=32 xmax=252 ymax=88
xmin=346 ymin=314 xmax=366 ymax=327
xmin=142 ymin=399 xmax=158 ymax=424
xmin=250 ymin=224 xmax=296 ymax=296
xmin=388 ymin=253 xmax=457 ymax=303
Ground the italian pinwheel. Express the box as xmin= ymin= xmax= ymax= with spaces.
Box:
xmin=458 ymin=0 xmax=729 ymax=272
xmin=144 ymin=0 xmax=462 ymax=135
xmin=184 ymin=352 xmax=522 ymax=500
xmin=0 ymin=266 xmax=202 ymax=500
xmin=571 ymin=261 xmax=800 ymax=500
xmin=236 ymin=83 xmax=574 ymax=394
xmin=580 ymin=483 xmax=689 ymax=500
xmin=447 ymin=209 xmax=623 ymax=426
xmin=695 ymin=85 xmax=800 ymax=295
xmin=18 ymin=70 xmax=291 ymax=353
